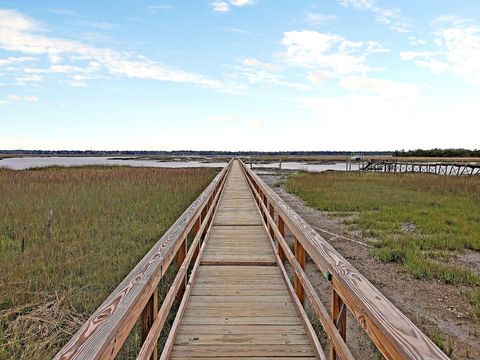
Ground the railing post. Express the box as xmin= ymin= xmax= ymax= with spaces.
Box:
xmin=141 ymin=288 xmax=158 ymax=360
xmin=176 ymin=238 xmax=187 ymax=299
xmin=278 ymin=217 xmax=286 ymax=263
xmin=268 ymin=203 xmax=274 ymax=239
xmin=294 ymin=238 xmax=305 ymax=306
xmin=192 ymin=216 xmax=201 ymax=261
xmin=330 ymin=288 xmax=346 ymax=360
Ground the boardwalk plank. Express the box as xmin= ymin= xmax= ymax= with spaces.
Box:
xmin=169 ymin=160 xmax=318 ymax=359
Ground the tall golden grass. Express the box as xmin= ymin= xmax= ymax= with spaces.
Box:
xmin=0 ymin=166 xmax=216 ymax=359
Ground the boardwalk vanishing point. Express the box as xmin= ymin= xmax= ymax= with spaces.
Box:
xmin=56 ymin=160 xmax=449 ymax=360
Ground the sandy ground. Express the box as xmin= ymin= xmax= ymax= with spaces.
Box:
xmin=259 ymin=171 xmax=480 ymax=360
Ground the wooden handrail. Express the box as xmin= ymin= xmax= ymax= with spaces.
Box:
xmin=136 ymin=165 xmax=228 ymax=360
xmin=55 ymin=160 xmax=232 ymax=360
xmin=241 ymin=165 xmax=353 ymax=360
xmin=239 ymin=160 xmax=448 ymax=360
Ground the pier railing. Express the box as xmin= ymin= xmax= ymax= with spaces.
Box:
xmin=239 ymin=160 xmax=448 ymax=360
xmin=54 ymin=160 xmax=232 ymax=360
xmin=363 ymin=159 xmax=480 ymax=176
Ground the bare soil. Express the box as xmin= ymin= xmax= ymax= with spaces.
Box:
xmin=259 ymin=171 xmax=480 ymax=360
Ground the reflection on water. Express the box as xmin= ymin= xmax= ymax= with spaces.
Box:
xmin=0 ymin=157 xmax=359 ymax=172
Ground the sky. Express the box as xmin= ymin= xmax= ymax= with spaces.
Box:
xmin=0 ymin=0 xmax=479 ymax=151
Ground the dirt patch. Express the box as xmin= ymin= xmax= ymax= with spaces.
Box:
xmin=260 ymin=172 xmax=480 ymax=360
xmin=451 ymin=250 xmax=480 ymax=275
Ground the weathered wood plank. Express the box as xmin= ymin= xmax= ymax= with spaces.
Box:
xmin=171 ymin=344 xmax=315 ymax=357
xmin=174 ymin=333 xmax=310 ymax=345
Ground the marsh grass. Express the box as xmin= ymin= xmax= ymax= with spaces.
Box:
xmin=0 ymin=166 xmax=216 ymax=359
xmin=285 ymin=172 xmax=480 ymax=288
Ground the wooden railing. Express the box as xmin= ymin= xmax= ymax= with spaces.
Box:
xmin=239 ymin=160 xmax=449 ymax=360
xmin=54 ymin=160 xmax=232 ymax=360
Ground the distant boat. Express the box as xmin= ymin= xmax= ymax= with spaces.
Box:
xmin=349 ymin=155 xmax=363 ymax=161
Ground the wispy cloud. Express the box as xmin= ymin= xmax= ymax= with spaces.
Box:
xmin=0 ymin=94 xmax=39 ymax=105
xmin=407 ymin=36 xmax=427 ymax=46
xmin=305 ymin=13 xmax=337 ymax=27
xmin=0 ymin=56 xmax=35 ymax=66
xmin=229 ymin=58 xmax=311 ymax=92
xmin=401 ymin=16 xmax=480 ymax=84
xmin=280 ymin=30 xmax=388 ymax=78
xmin=339 ymin=0 xmax=412 ymax=33
xmin=241 ymin=57 xmax=281 ymax=71
xmin=211 ymin=0 xmax=255 ymax=13
xmin=223 ymin=27 xmax=250 ymax=34
xmin=230 ymin=0 xmax=255 ymax=6
xmin=211 ymin=1 xmax=230 ymax=12
xmin=0 ymin=9 xmax=220 ymax=88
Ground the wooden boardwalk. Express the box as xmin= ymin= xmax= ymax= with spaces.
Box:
xmin=170 ymin=161 xmax=317 ymax=359
xmin=56 ymin=159 xmax=449 ymax=360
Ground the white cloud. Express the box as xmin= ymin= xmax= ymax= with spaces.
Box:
xmin=208 ymin=115 xmax=235 ymax=123
xmin=339 ymin=0 xmax=375 ymax=9
xmin=408 ymin=36 xmax=427 ymax=46
xmin=241 ymin=57 xmax=280 ymax=71
xmin=0 ymin=94 xmax=39 ymax=105
xmin=414 ymin=59 xmax=449 ymax=74
xmin=435 ymin=21 xmax=480 ymax=84
xmin=339 ymin=0 xmax=412 ymax=33
xmin=15 ymin=74 xmax=44 ymax=83
xmin=211 ymin=1 xmax=230 ymax=12
xmin=305 ymin=13 xmax=337 ymax=26
xmin=229 ymin=62 xmax=311 ymax=91
xmin=401 ymin=17 xmax=480 ymax=84
xmin=212 ymin=0 xmax=254 ymax=13
xmin=399 ymin=51 xmax=434 ymax=61
xmin=281 ymin=30 xmax=385 ymax=77
xmin=0 ymin=9 xmax=220 ymax=88
xmin=230 ymin=0 xmax=255 ymax=6
xmin=0 ymin=56 xmax=35 ymax=66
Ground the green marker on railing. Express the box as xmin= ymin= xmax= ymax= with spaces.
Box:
xmin=325 ymin=271 xmax=332 ymax=282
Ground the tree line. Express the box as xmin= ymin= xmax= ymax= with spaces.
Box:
xmin=394 ymin=148 xmax=480 ymax=158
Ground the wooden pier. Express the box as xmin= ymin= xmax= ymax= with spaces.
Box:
xmin=362 ymin=159 xmax=480 ymax=176
xmin=55 ymin=159 xmax=449 ymax=360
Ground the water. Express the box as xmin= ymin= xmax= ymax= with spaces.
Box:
xmin=0 ymin=157 xmax=227 ymax=170
xmin=0 ymin=157 xmax=359 ymax=172
xmin=251 ymin=161 xmax=360 ymax=172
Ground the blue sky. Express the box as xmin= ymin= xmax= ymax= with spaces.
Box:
xmin=0 ymin=0 xmax=479 ymax=151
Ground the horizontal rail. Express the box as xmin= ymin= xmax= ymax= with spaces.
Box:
xmin=240 ymin=160 xmax=448 ymax=360
xmin=55 ymin=160 xmax=232 ymax=360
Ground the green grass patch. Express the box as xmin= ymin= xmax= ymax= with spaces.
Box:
xmin=469 ymin=289 xmax=480 ymax=319
xmin=285 ymin=172 xmax=480 ymax=286
xmin=0 ymin=166 xmax=216 ymax=359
